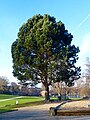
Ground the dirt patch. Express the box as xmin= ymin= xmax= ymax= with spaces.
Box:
xmin=55 ymin=100 xmax=90 ymax=116
xmin=18 ymin=102 xmax=61 ymax=111
xmin=61 ymin=100 xmax=90 ymax=109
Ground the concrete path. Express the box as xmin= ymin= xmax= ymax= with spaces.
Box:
xmin=0 ymin=103 xmax=90 ymax=120
xmin=0 ymin=96 xmax=24 ymax=102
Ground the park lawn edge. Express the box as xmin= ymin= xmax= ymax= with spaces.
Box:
xmin=0 ymin=100 xmax=45 ymax=114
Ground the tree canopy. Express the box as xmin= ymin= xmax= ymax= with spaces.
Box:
xmin=11 ymin=14 xmax=81 ymax=100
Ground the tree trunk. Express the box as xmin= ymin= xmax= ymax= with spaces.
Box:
xmin=45 ymin=84 xmax=50 ymax=101
xmin=57 ymin=82 xmax=62 ymax=100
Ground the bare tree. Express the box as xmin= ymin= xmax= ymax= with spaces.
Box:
xmin=0 ymin=76 xmax=9 ymax=93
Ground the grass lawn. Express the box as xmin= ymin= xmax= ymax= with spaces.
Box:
xmin=69 ymin=98 xmax=82 ymax=101
xmin=0 ymin=94 xmax=18 ymax=99
xmin=0 ymin=94 xmax=83 ymax=114
xmin=0 ymin=94 xmax=44 ymax=113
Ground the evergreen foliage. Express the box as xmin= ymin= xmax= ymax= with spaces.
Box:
xmin=11 ymin=14 xmax=81 ymax=100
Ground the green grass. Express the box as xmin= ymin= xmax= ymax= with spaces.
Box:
xmin=0 ymin=100 xmax=45 ymax=114
xmin=0 ymin=94 xmax=18 ymax=99
xmin=0 ymin=94 xmax=44 ymax=113
xmin=69 ymin=98 xmax=82 ymax=101
xmin=0 ymin=96 xmax=44 ymax=106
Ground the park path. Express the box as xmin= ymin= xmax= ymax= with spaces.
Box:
xmin=0 ymin=96 xmax=24 ymax=102
xmin=0 ymin=102 xmax=90 ymax=120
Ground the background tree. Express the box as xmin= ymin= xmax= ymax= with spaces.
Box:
xmin=11 ymin=14 xmax=81 ymax=101
xmin=84 ymin=57 xmax=90 ymax=88
xmin=0 ymin=76 xmax=9 ymax=93
xmin=78 ymin=57 xmax=90 ymax=97
xmin=9 ymin=82 xmax=19 ymax=95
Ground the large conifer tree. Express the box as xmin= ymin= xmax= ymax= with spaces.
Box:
xmin=11 ymin=14 xmax=81 ymax=100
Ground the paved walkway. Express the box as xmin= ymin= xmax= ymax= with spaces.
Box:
xmin=0 ymin=96 xmax=24 ymax=102
xmin=0 ymin=103 xmax=90 ymax=120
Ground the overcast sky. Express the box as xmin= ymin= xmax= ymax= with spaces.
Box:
xmin=0 ymin=0 xmax=90 ymax=83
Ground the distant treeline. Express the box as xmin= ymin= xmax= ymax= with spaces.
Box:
xmin=0 ymin=76 xmax=41 ymax=96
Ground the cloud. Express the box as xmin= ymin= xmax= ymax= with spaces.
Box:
xmin=79 ymin=33 xmax=90 ymax=58
xmin=77 ymin=33 xmax=90 ymax=70
xmin=0 ymin=67 xmax=18 ymax=83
